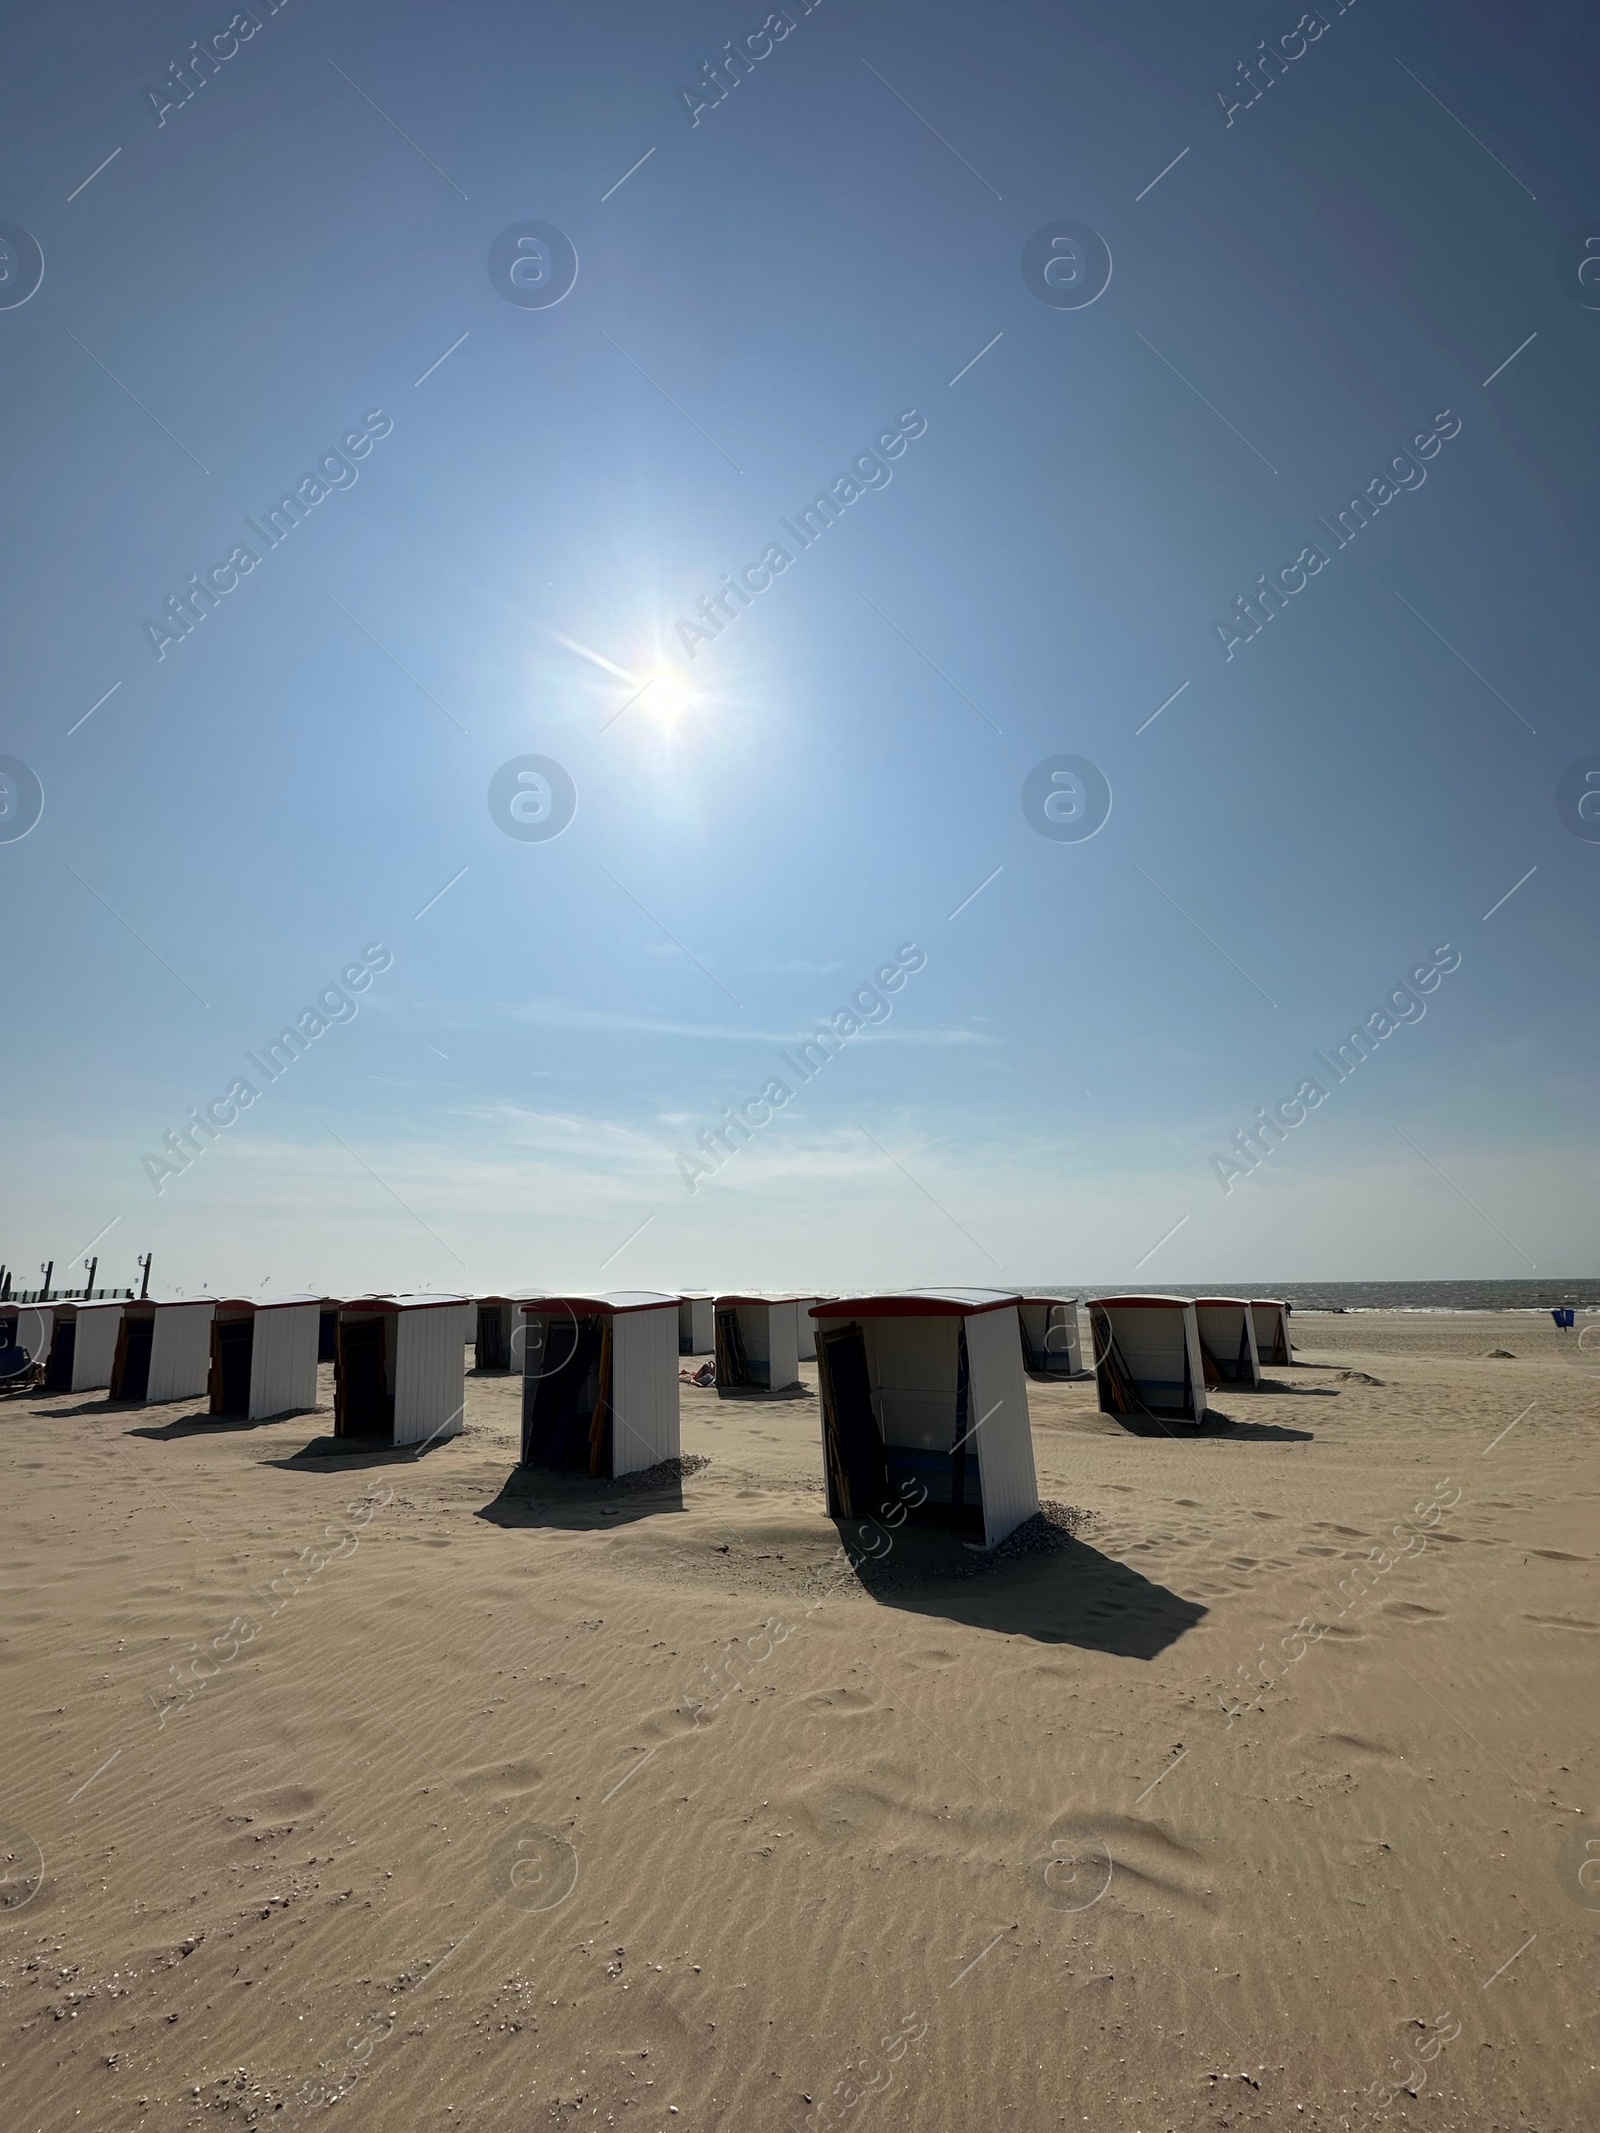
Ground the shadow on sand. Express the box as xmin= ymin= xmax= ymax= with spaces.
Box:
xmin=1108 ymin=1407 xmax=1315 ymax=1444
xmin=477 ymin=1465 xmax=685 ymax=1532
xmin=27 ymin=1394 xmax=143 ymax=1417
xmin=714 ymin=1383 xmax=814 ymax=1403
xmin=128 ymin=1408 xmax=318 ymax=1441
xmin=831 ymin=1519 xmax=1206 ymax=1658
xmin=266 ymin=1432 xmax=455 ymax=1471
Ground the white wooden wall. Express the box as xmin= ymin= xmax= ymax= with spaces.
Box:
xmin=1180 ymin=1308 xmax=1209 ymax=1415
xmin=17 ymin=1307 xmax=53 ymax=1364
xmin=393 ymin=1308 xmax=466 ymax=1446
xmin=754 ymin=1302 xmax=800 ymax=1390
xmin=249 ymin=1303 xmax=321 ymax=1418
xmin=794 ymin=1299 xmax=819 ymax=1361
xmin=1053 ymin=1303 xmax=1083 ymax=1373
xmin=1194 ymin=1301 xmax=1261 ymax=1386
xmin=1250 ymin=1302 xmax=1290 ymax=1365
xmin=147 ymin=1304 xmax=215 ymax=1402
xmin=1019 ymin=1301 xmax=1082 ymax=1374
xmin=679 ymin=1298 xmax=714 ymax=1354
xmin=1098 ymin=1303 xmax=1207 ymax=1419
xmin=72 ymin=1306 xmax=121 ymax=1390
xmin=867 ymin=1315 xmax=959 ymax=1448
xmin=963 ymin=1306 xmax=1040 ymax=1549
xmin=611 ymin=1306 xmax=680 ymax=1476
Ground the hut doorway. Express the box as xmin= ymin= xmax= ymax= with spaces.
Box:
xmin=521 ymin=1315 xmax=611 ymax=1474
xmin=335 ymin=1314 xmax=393 ymax=1439
xmin=113 ymin=1313 xmax=154 ymax=1402
xmin=45 ymin=1319 xmax=76 ymax=1392
xmin=817 ymin=1325 xmax=885 ymax=1517
xmin=210 ymin=1315 xmax=254 ymax=1416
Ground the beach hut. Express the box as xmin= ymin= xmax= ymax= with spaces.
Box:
xmin=208 ymin=1296 xmax=323 ymax=1419
xmin=1087 ymin=1296 xmax=1207 ymax=1425
xmin=676 ymin=1292 xmax=715 ymax=1355
xmin=333 ymin=1295 xmax=468 ymax=1447
xmin=520 ymin=1292 xmax=680 ymax=1480
xmin=1018 ymin=1296 xmax=1083 ymax=1376
xmin=811 ymin=1291 xmax=1039 ymax=1550
xmin=4 ymin=1304 xmax=56 ymax=1384
xmin=789 ymin=1296 xmax=822 ymax=1362
xmin=1193 ymin=1297 xmax=1262 ymax=1387
xmin=474 ymin=1293 xmax=545 ymax=1373
xmin=10 ymin=1304 xmax=53 ymax=1369
xmin=57 ymin=1301 xmax=123 ymax=1393
xmin=110 ymin=1298 xmax=216 ymax=1404
xmin=1250 ymin=1298 xmax=1292 ymax=1367
xmin=40 ymin=1307 xmax=76 ymax=1391
xmin=714 ymin=1295 xmax=801 ymax=1394
xmin=0 ymin=1306 xmax=37 ymax=1389
xmin=318 ymin=1306 xmax=338 ymax=1361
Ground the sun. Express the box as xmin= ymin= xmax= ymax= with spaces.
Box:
xmin=641 ymin=665 xmax=693 ymax=723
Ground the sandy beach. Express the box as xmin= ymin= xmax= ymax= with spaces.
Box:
xmin=2 ymin=1310 xmax=1596 ymax=2131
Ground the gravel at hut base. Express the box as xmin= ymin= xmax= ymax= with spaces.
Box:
xmin=610 ymin=1454 xmax=712 ymax=1493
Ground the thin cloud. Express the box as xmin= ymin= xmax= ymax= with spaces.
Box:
xmin=507 ymin=1001 xmax=998 ymax=1046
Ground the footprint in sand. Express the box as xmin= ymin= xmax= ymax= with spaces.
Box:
xmin=454 ymin=1756 xmax=547 ymax=1802
xmin=803 ymin=1686 xmax=877 ymax=1714
xmin=242 ymin=1784 xmax=318 ymax=1817
xmin=1318 ymin=1731 xmax=1403 ymax=1760
xmin=1032 ymin=1816 xmax=1212 ymax=1918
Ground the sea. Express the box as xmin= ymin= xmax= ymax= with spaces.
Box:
xmin=1022 ymin=1280 xmax=1600 ymax=1313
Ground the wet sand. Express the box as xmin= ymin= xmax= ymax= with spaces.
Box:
xmin=2 ymin=1312 xmax=1596 ymax=2130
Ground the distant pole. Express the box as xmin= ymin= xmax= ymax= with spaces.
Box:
xmin=40 ymin=1260 xmax=53 ymax=1303
xmin=84 ymin=1256 xmax=98 ymax=1300
xmin=137 ymin=1252 xmax=152 ymax=1300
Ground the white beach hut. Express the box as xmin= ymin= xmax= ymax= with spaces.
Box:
xmin=1250 ymin=1298 xmax=1292 ymax=1367
xmin=334 ymin=1295 xmax=468 ymax=1447
xmin=5 ymin=1303 xmax=57 ymax=1383
xmin=39 ymin=1306 xmax=77 ymax=1391
xmin=788 ymin=1295 xmax=822 ymax=1362
xmin=520 ymin=1291 xmax=680 ymax=1480
xmin=677 ymin=1292 xmax=715 ymax=1356
xmin=1193 ymin=1297 xmax=1263 ymax=1388
xmin=811 ymin=1291 xmax=1040 ymax=1550
xmin=110 ymin=1298 xmax=217 ymax=1404
xmin=474 ymin=1293 xmax=545 ymax=1373
xmin=208 ymin=1296 xmax=323 ymax=1419
xmin=714 ymin=1295 xmax=801 ymax=1394
xmin=1018 ymin=1296 xmax=1083 ymax=1376
xmin=25 ymin=1307 xmax=62 ymax=1385
xmin=60 ymin=1301 xmax=123 ymax=1392
xmin=0 ymin=1304 xmax=41 ymax=1390
xmin=1087 ymin=1296 xmax=1207 ymax=1425
xmin=0 ymin=1302 xmax=29 ymax=1349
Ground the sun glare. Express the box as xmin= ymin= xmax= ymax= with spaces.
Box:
xmin=642 ymin=665 xmax=693 ymax=723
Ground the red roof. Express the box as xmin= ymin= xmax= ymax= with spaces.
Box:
xmin=811 ymin=1290 xmax=1021 ymax=1319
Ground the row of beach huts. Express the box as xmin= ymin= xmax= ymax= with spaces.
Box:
xmin=0 ymin=1289 xmax=1291 ymax=1552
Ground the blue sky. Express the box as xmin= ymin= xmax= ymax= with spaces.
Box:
xmin=2 ymin=0 xmax=1596 ymax=1296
